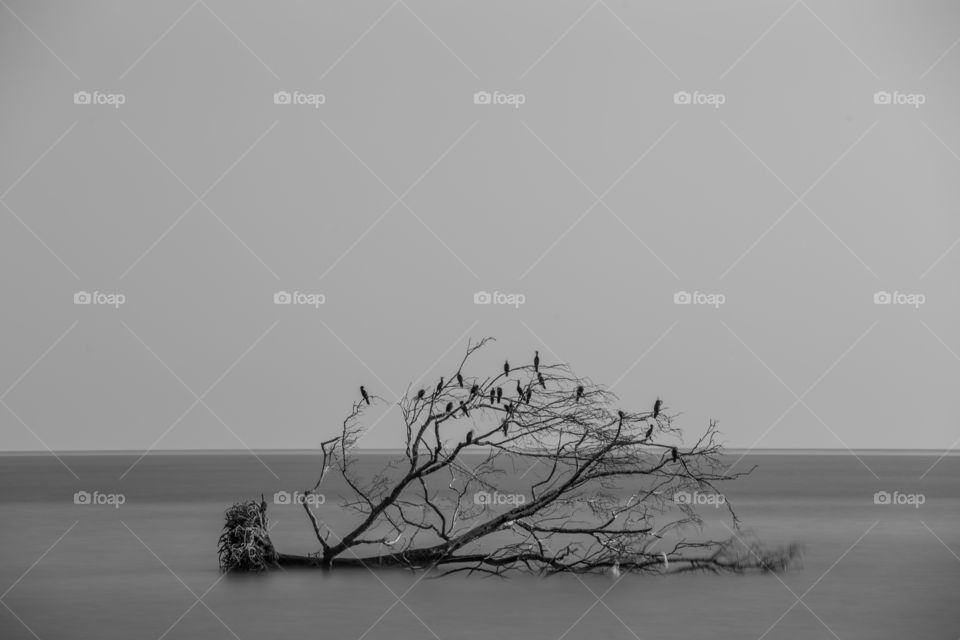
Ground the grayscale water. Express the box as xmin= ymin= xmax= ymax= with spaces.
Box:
xmin=1 ymin=453 xmax=958 ymax=639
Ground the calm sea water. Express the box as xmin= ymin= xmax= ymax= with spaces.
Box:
xmin=1 ymin=453 xmax=958 ymax=639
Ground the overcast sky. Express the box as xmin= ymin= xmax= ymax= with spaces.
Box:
xmin=1 ymin=0 xmax=959 ymax=452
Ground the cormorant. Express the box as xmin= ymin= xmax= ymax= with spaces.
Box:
xmin=416 ymin=389 xmax=425 ymax=401
xmin=360 ymin=386 xmax=370 ymax=405
xmin=505 ymin=401 xmax=513 ymax=414
xmin=504 ymin=360 xmax=510 ymax=375
xmin=618 ymin=410 xmax=624 ymax=426
xmin=496 ymin=387 xmax=503 ymax=403
xmin=445 ymin=401 xmax=454 ymax=414
xmin=538 ymin=372 xmax=545 ymax=388
xmin=576 ymin=385 xmax=584 ymax=402
xmin=460 ymin=401 xmax=470 ymax=417
xmin=470 ymin=384 xmax=479 ymax=397
xmin=534 ymin=350 xmax=540 ymax=372
xmin=525 ymin=388 xmax=533 ymax=403
xmin=457 ymin=373 xmax=463 ymax=388
xmin=653 ymin=398 xmax=662 ymax=419
xmin=501 ymin=420 xmax=508 ymax=436
xmin=465 ymin=430 xmax=474 ymax=444
xmin=671 ymin=447 xmax=678 ymax=462
xmin=489 ymin=389 xmax=495 ymax=404
xmin=516 ymin=381 xmax=524 ymax=399
xmin=436 ymin=378 xmax=444 ymax=396
xmin=645 ymin=424 xmax=654 ymax=440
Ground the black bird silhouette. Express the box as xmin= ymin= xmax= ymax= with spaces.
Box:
xmin=460 ymin=401 xmax=470 ymax=417
xmin=489 ymin=389 xmax=496 ymax=403
xmin=538 ymin=372 xmax=545 ymax=388
xmin=457 ymin=373 xmax=463 ymax=388
xmin=504 ymin=360 xmax=510 ymax=375
xmin=671 ymin=447 xmax=678 ymax=462
xmin=470 ymin=384 xmax=479 ymax=397
xmin=435 ymin=378 xmax=444 ymax=396
xmin=445 ymin=401 xmax=454 ymax=414
xmin=360 ymin=386 xmax=370 ymax=405
xmin=576 ymin=385 xmax=584 ymax=402
xmin=534 ymin=350 xmax=540 ymax=372
xmin=516 ymin=381 xmax=524 ymax=399
xmin=465 ymin=430 xmax=474 ymax=444
xmin=653 ymin=398 xmax=662 ymax=419
xmin=496 ymin=387 xmax=503 ymax=403
xmin=618 ymin=410 xmax=625 ymax=426
xmin=416 ymin=389 xmax=425 ymax=401
xmin=505 ymin=401 xmax=513 ymax=413
xmin=645 ymin=424 xmax=654 ymax=440
xmin=501 ymin=420 xmax=509 ymax=436
xmin=525 ymin=388 xmax=533 ymax=403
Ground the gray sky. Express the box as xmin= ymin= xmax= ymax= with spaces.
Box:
xmin=1 ymin=0 xmax=958 ymax=452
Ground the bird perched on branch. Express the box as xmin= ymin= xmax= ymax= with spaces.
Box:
xmin=445 ymin=401 xmax=454 ymax=415
xmin=435 ymin=378 xmax=444 ymax=396
xmin=501 ymin=419 xmax=509 ymax=436
xmin=516 ymin=381 xmax=524 ymax=399
xmin=496 ymin=387 xmax=503 ymax=403
xmin=460 ymin=401 xmax=470 ymax=417
xmin=653 ymin=398 xmax=662 ymax=419
xmin=538 ymin=372 xmax=545 ymax=388
xmin=534 ymin=350 xmax=540 ymax=372
xmin=470 ymin=384 xmax=479 ymax=397
xmin=489 ymin=389 xmax=495 ymax=404
xmin=644 ymin=424 xmax=654 ymax=440
xmin=576 ymin=385 xmax=584 ymax=402
xmin=504 ymin=360 xmax=510 ymax=375
xmin=671 ymin=447 xmax=678 ymax=462
xmin=457 ymin=373 xmax=463 ymax=388
xmin=360 ymin=386 xmax=370 ymax=405
xmin=618 ymin=410 xmax=625 ymax=426
xmin=525 ymin=388 xmax=533 ymax=403
xmin=416 ymin=389 xmax=425 ymax=401
xmin=465 ymin=430 xmax=474 ymax=444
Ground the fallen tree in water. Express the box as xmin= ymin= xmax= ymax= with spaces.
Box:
xmin=219 ymin=338 xmax=801 ymax=576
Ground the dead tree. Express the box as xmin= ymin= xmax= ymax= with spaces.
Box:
xmin=219 ymin=337 xmax=801 ymax=576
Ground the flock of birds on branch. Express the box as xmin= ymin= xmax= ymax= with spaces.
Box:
xmin=357 ymin=351 xmax=679 ymax=463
